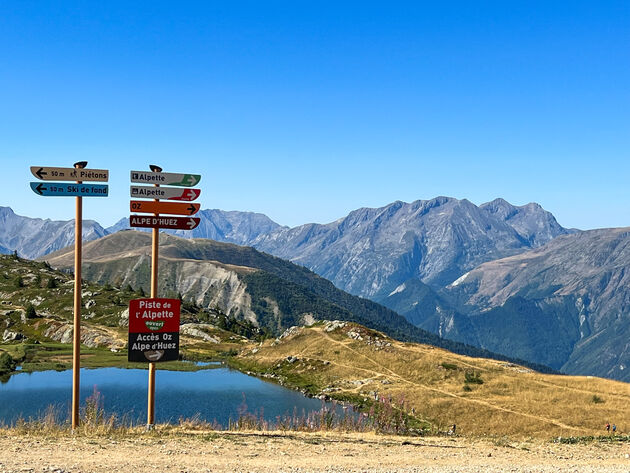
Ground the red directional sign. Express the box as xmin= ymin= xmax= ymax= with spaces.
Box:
xmin=128 ymin=298 xmax=180 ymax=333
xmin=130 ymin=186 xmax=200 ymax=201
xmin=128 ymin=298 xmax=180 ymax=363
xmin=129 ymin=215 xmax=200 ymax=230
xmin=130 ymin=201 xmax=200 ymax=216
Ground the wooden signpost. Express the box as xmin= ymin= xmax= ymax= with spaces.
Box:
xmin=29 ymin=161 xmax=109 ymax=430
xmin=127 ymin=165 xmax=201 ymax=428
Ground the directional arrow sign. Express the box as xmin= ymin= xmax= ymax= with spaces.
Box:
xmin=30 ymin=182 xmax=109 ymax=197
xmin=130 ymin=201 xmax=200 ymax=216
xmin=129 ymin=215 xmax=201 ymax=230
xmin=130 ymin=186 xmax=200 ymax=201
xmin=130 ymin=171 xmax=201 ymax=187
xmin=30 ymin=166 xmax=109 ymax=182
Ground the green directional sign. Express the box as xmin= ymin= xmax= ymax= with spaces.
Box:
xmin=130 ymin=170 xmax=201 ymax=187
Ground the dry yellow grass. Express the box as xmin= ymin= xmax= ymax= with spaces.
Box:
xmin=236 ymin=322 xmax=630 ymax=438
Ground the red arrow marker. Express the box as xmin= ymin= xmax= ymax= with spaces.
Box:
xmin=177 ymin=189 xmax=200 ymax=201
xmin=129 ymin=215 xmax=201 ymax=230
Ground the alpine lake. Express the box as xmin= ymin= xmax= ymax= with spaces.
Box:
xmin=0 ymin=363 xmax=340 ymax=427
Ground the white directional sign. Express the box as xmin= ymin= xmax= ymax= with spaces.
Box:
xmin=130 ymin=186 xmax=200 ymax=201
xmin=30 ymin=166 xmax=109 ymax=182
xmin=130 ymin=171 xmax=201 ymax=187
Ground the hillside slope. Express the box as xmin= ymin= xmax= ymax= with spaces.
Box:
xmin=2 ymin=254 xmax=628 ymax=439
xmin=237 ymin=321 xmax=630 ymax=438
xmin=42 ymin=231 xmax=554 ymax=371
xmin=442 ymin=228 xmax=630 ymax=381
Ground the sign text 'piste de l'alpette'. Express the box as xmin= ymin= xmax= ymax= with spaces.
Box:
xmin=128 ymin=298 xmax=180 ymax=363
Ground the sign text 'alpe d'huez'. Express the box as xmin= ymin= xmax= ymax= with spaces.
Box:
xmin=128 ymin=298 xmax=180 ymax=362
xmin=127 ymin=166 xmax=201 ymax=427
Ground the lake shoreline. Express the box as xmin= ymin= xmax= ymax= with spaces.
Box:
xmin=0 ymin=365 xmax=345 ymax=428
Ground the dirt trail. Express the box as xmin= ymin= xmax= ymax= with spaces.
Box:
xmin=1 ymin=431 xmax=629 ymax=473
xmin=315 ymin=330 xmax=582 ymax=432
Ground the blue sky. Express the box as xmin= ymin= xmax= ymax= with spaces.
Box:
xmin=1 ymin=1 xmax=628 ymax=229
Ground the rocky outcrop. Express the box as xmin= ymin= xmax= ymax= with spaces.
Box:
xmin=2 ymin=329 xmax=23 ymax=342
xmin=43 ymin=320 xmax=125 ymax=350
xmin=180 ymin=324 xmax=220 ymax=343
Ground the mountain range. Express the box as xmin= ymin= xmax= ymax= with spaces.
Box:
xmin=442 ymin=228 xmax=630 ymax=380
xmin=252 ymin=197 xmax=572 ymax=295
xmin=41 ymin=230 xmax=551 ymax=372
xmin=0 ymin=207 xmax=108 ymax=259
xmin=4 ymin=197 xmax=630 ymax=381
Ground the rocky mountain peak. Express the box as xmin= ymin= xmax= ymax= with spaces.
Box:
xmin=480 ymin=198 xmax=570 ymax=247
xmin=480 ymin=198 xmax=518 ymax=219
xmin=251 ymin=196 xmax=570 ymax=296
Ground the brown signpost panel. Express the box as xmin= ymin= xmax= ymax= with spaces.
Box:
xmin=130 ymin=200 xmax=200 ymax=215
xmin=128 ymin=298 xmax=180 ymax=363
xmin=129 ymin=215 xmax=201 ymax=230
xmin=30 ymin=166 xmax=109 ymax=182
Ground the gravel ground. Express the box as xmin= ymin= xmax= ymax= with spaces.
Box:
xmin=1 ymin=432 xmax=629 ymax=473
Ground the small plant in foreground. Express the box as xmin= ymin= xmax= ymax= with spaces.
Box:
xmin=464 ymin=370 xmax=484 ymax=385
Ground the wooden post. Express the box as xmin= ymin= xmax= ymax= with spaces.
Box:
xmin=147 ymin=164 xmax=162 ymax=429
xmin=72 ymin=161 xmax=87 ymax=430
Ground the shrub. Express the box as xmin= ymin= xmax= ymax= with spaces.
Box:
xmin=591 ymin=395 xmax=605 ymax=404
xmin=441 ymin=362 xmax=458 ymax=371
xmin=25 ymin=304 xmax=37 ymax=319
xmin=14 ymin=276 xmax=24 ymax=288
xmin=46 ymin=278 xmax=58 ymax=289
xmin=0 ymin=352 xmax=14 ymax=374
xmin=464 ymin=370 xmax=484 ymax=385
